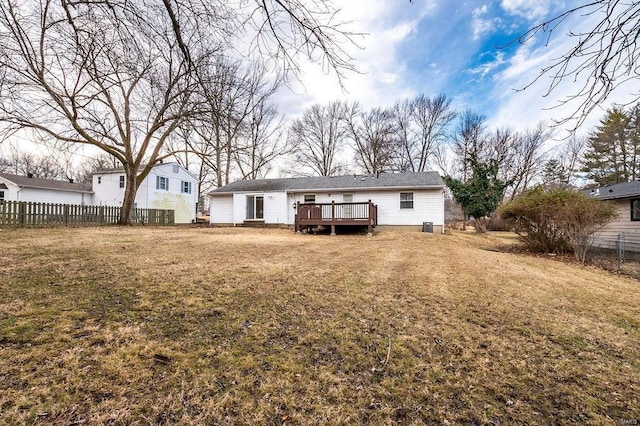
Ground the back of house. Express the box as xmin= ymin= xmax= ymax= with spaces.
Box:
xmin=209 ymin=172 xmax=445 ymax=233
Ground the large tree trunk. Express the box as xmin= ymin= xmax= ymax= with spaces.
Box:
xmin=118 ymin=170 xmax=139 ymax=225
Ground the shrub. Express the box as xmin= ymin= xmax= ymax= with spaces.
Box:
xmin=499 ymin=187 xmax=618 ymax=262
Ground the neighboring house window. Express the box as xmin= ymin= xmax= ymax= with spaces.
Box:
xmin=0 ymin=191 xmax=4 ymax=202
xmin=173 ymin=165 xmax=180 ymax=173
xmin=156 ymin=176 xmax=169 ymax=191
xmin=632 ymin=199 xmax=640 ymax=221
xmin=119 ymin=175 xmax=125 ymax=188
xmin=400 ymin=192 xmax=414 ymax=209
xmin=97 ymin=176 xmax=102 ymax=184
xmin=303 ymin=194 xmax=316 ymax=203
xmin=182 ymin=181 xmax=192 ymax=194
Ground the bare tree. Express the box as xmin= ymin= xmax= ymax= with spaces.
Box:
xmin=3 ymin=149 xmax=63 ymax=179
xmin=178 ymin=56 xmax=284 ymax=191
xmin=391 ymin=98 xmax=415 ymax=172
xmin=0 ymin=1 xmax=203 ymax=223
xmin=488 ymin=124 xmax=550 ymax=200
xmin=234 ymin=96 xmax=289 ymax=180
xmin=451 ymin=110 xmax=487 ymax=181
xmin=411 ymin=94 xmax=456 ymax=172
xmin=342 ymin=102 xmax=397 ymax=174
xmin=514 ymin=1 xmax=640 ymax=128
xmin=0 ymin=0 xmax=358 ymax=224
xmin=390 ymin=94 xmax=456 ymax=173
xmin=288 ymin=101 xmax=347 ymax=176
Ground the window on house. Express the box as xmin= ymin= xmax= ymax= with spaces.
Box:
xmin=632 ymin=199 xmax=640 ymax=221
xmin=303 ymin=194 xmax=316 ymax=203
xmin=0 ymin=191 xmax=4 ymax=202
xmin=97 ymin=176 xmax=102 ymax=184
xmin=156 ymin=176 xmax=169 ymax=191
xmin=119 ymin=175 xmax=125 ymax=188
xmin=400 ymin=192 xmax=414 ymax=209
xmin=173 ymin=165 xmax=180 ymax=173
xmin=182 ymin=181 xmax=192 ymax=194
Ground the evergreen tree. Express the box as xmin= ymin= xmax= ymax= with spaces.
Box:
xmin=582 ymin=105 xmax=640 ymax=185
xmin=542 ymin=158 xmax=570 ymax=188
xmin=444 ymin=159 xmax=509 ymax=233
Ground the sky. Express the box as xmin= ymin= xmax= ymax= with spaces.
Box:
xmin=2 ymin=0 xmax=638 ymax=170
xmin=276 ymin=0 xmax=638 ymax=140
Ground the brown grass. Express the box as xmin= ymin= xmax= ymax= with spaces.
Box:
xmin=1 ymin=227 xmax=639 ymax=425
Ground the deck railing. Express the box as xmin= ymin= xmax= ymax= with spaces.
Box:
xmin=294 ymin=200 xmax=378 ymax=234
xmin=0 ymin=200 xmax=175 ymax=228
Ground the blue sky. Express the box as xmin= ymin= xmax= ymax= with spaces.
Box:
xmin=278 ymin=0 xmax=637 ymax=138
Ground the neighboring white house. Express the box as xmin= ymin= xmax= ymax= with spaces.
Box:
xmin=92 ymin=163 xmax=199 ymax=224
xmin=585 ymin=181 xmax=640 ymax=250
xmin=209 ymin=172 xmax=446 ymax=233
xmin=0 ymin=172 xmax=93 ymax=205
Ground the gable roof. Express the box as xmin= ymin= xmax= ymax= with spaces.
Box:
xmin=210 ymin=172 xmax=445 ymax=194
xmin=0 ymin=172 xmax=92 ymax=193
xmin=584 ymin=180 xmax=640 ymax=200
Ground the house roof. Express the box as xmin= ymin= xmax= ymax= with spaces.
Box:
xmin=0 ymin=172 xmax=93 ymax=193
xmin=584 ymin=180 xmax=640 ymax=200
xmin=210 ymin=172 xmax=445 ymax=194
xmin=94 ymin=162 xmax=199 ymax=181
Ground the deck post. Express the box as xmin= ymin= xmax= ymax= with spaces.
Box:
xmin=330 ymin=201 xmax=336 ymax=235
xmin=367 ymin=199 xmax=373 ymax=235
xmin=295 ymin=201 xmax=300 ymax=232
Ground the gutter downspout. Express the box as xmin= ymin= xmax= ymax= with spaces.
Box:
xmin=442 ymin=189 xmax=446 ymax=234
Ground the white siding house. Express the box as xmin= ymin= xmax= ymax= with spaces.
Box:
xmin=92 ymin=163 xmax=199 ymax=224
xmin=209 ymin=172 xmax=446 ymax=233
xmin=0 ymin=173 xmax=93 ymax=205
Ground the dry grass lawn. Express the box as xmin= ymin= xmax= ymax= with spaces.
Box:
xmin=1 ymin=227 xmax=639 ymax=425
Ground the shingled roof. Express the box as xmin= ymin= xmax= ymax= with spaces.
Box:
xmin=0 ymin=173 xmax=93 ymax=193
xmin=584 ymin=180 xmax=640 ymax=200
xmin=210 ymin=172 xmax=444 ymax=194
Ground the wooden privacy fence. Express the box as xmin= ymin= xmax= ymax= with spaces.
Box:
xmin=0 ymin=200 xmax=174 ymax=227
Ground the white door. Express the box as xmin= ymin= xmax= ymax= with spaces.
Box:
xmin=343 ymin=193 xmax=353 ymax=218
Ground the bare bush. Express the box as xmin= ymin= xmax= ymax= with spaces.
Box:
xmin=500 ymin=187 xmax=618 ymax=262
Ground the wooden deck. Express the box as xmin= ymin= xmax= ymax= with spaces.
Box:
xmin=294 ymin=200 xmax=378 ymax=235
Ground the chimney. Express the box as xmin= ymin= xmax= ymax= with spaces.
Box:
xmin=27 ymin=173 xmax=33 ymax=178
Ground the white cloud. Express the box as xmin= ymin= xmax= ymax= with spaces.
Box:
xmin=471 ymin=5 xmax=502 ymax=40
xmin=275 ymin=1 xmax=438 ymax=116
xmin=500 ymin=0 xmax=554 ymax=20
xmin=468 ymin=51 xmax=506 ymax=79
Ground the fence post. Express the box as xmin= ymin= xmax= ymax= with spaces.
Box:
xmin=616 ymin=233 xmax=625 ymax=274
xmin=18 ymin=201 xmax=26 ymax=227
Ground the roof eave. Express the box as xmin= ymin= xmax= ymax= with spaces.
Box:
xmin=286 ymin=185 xmax=445 ymax=192
xmin=17 ymin=183 xmax=93 ymax=194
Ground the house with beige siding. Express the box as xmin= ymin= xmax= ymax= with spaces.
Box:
xmin=585 ymin=181 xmax=640 ymax=250
xmin=209 ymin=172 xmax=445 ymax=233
